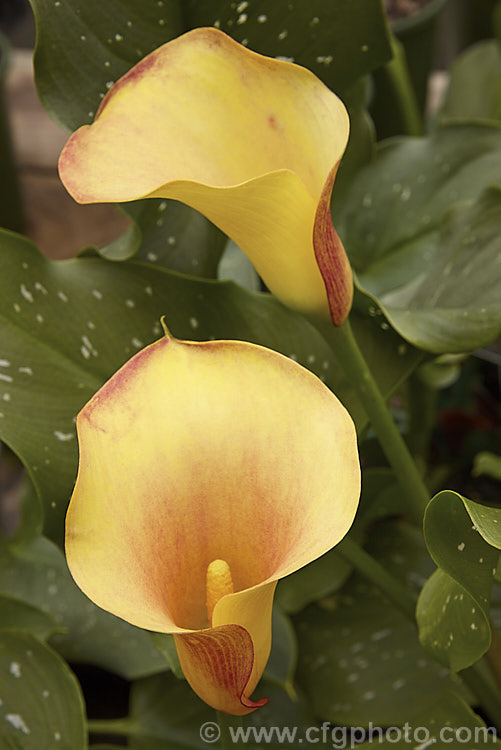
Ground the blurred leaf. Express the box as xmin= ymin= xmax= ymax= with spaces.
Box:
xmin=98 ymin=221 xmax=141 ymax=262
xmin=218 ymin=240 xmax=261 ymax=292
xmin=0 ymin=232 xmax=419 ymax=543
xmin=333 ymin=77 xmax=376 ymax=214
xmin=31 ymin=0 xmax=391 ymax=132
xmin=417 ymin=354 xmax=465 ymax=390
xmin=357 ymin=691 xmax=501 ymax=748
xmin=417 ymin=490 xmax=501 ymax=672
xmin=127 ymin=672 xmax=315 ymax=750
xmin=0 ymin=593 xmax=58 ymax=641
xmin=0 ymin=630 xmax=86 ymax=750
xmin=150 ymin=633 xmax=183 ymax=679
xmin=3 ymin=474 xmax=43 ymax=548
xmin=276 ymin=469 xmax=402 ymax=615
xmin=473 ymin=452 xmax=501 ymax=481
xmin=296 ymin=522 xmax=460 ymax=726
xmin=276 ymin=549 xmax=350 ymax=616
xmin=264 ymin=606 xmax=297 ymax=694
xmin=338 ymin=124 xmax=501 ymax=353
xmin=440 ymin=41 xmax=501 ymax=123
xmin=0 ymin=531 xmax=168 ymax=680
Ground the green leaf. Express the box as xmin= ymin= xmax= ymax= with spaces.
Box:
xmin=0 ymin=232 xmax=419 ymax=542
xmin=0 ymin=630 xmax=86 ymax=750
xmin=0 ymin=532 xmax=167 ymax=680
xmin=30 ymin=0 xmax=184 ymax=131
xmin=126 ymin=672 xmax=315 ymax=750
xmin=338 ymin=124 xmax=501 ymax=353
xmin=127 ymin=674 xmax=210 ymax=750
xmin=332 ymin=77 xmax=376 ymax=214
xmin=0 ymin=593 xmax=58 ymax=641
xmin=119 ymin=199 xmax=227 ymax=278
xmin=440 ymin=40 xmax=501 ymax=123
xmin=357 ymin=690 xmax=501 ymax=748
xmin=295 ymin=522 xmax=459 ymax=726
xmin=462 ymin=496 xmax=501 ymax=549
xmin=417 ymin=569 xmax=492 ymax=673
xmin=417 ymin=490 xmax=500 ymax=672
xmin=31 ymin=0 xmax=391 ymax=132
xmin=186 ymin=0 xmax=391 ymax=95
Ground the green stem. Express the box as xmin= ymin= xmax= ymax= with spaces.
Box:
xmin=461 ymin=664 xmax=501 ymax=732
xmin=87 ymin=718 xmax=138 ymax=737
xmin=318 ymin=318 xmax=429 ymax=524
xmin=336 ymin=536 xmax=416 ymax=620
xmin=384 ymin=35 xmax=424 ymax=137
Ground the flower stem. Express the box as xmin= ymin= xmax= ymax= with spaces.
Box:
xmin=461 ymin=664 xmax=501 ymax=732
xmin=383 ymin=35 xmax=424 ymax=137
xmin=87 ymin=718 xmax=137 ymax=737
xmin=318 ymin=318 xmax=429 ymax=524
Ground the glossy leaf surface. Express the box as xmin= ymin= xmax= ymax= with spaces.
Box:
xmin=338 ymin=126 xmax=501 ymax=352
xmin=0 ymin=631 xmax=86 ymax=750
xmin=417 ymin=490 xmax=501 ymax=671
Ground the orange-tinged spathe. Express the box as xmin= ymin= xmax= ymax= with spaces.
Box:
xmin=59 ymin=28 xmax=353 ymax=325
xmin=65 ymin=334 xmax=360 ymax=714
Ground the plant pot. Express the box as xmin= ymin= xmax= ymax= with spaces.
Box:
xmin=0 ymin=30 xmax=24 ymax=233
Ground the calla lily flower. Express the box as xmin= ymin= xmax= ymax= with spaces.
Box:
xmin=59 ymin=28 xmax=353 ymax=325
xmin=65 ymin=333 xmax=360 ymax=714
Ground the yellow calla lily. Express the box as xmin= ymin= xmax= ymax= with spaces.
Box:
xmin=59 ymin=28 xmax=352 ymax=325
xmin=65 ymin=334 xmax=360 ymax=714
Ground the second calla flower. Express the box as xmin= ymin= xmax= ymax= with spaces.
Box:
xmin=65 ymin=334 xmax=360 ymax=714
xmin=59 ymin=28 xmax=353 ymax=325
